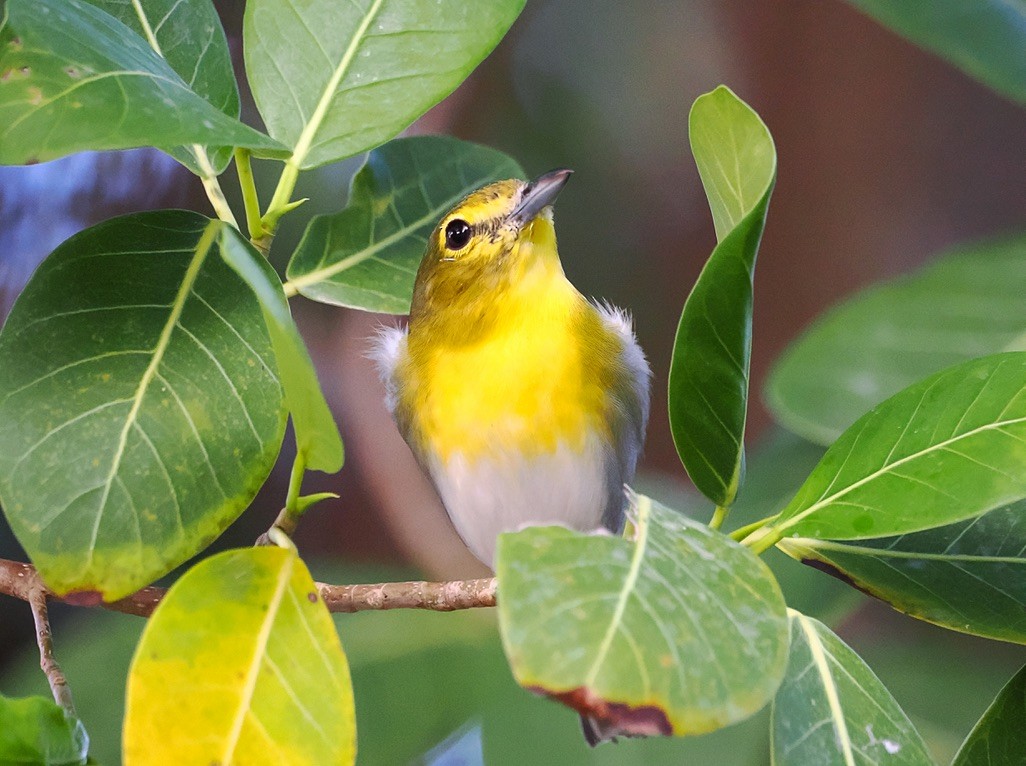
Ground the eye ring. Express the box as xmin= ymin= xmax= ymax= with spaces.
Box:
xmin=444 ymin=219 xmax=472 ymax=250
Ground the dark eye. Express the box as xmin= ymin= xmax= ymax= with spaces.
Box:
xmin=444 ymin=219 xmax=472 ymax=250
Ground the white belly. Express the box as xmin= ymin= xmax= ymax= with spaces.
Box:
xmin=428 ymin=432 xmax=615 ymax=567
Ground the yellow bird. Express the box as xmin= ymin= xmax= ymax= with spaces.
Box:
xmin=373 ymin=168 xmax=651 ymax=569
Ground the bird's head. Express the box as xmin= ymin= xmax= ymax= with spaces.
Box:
xmin=409 ymin=169 xmax=573 ymax=322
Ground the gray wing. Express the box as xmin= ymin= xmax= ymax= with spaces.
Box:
xmin=594 ymin=302 xmax=652 ymax=531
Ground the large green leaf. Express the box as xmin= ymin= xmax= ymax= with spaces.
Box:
xmin=668 ymin=85 xmax=776 ymax=508
xmin=285 ymin=136 xmax=524 ymax=313
xmin=768 ymin=353 xmax=1026 ymax=541
xmin=0 ymin=695 xmax=89 ymax=766
xmin=779 ymin=501 xmax=1026 ymax=643
xmin=772 ymin=610 xmax=933 ymax=765
xmin=83 ymin=0 xmax=242 ymax=172
xmin=243 ymin=0 xmax=525 ymax=170
xmin=495 ymin=494 xmax=789 ymax=737
xmin=767 ymin=234 xmax=1026 ymax=445
xmin=844 ymin=0 xmax=1026 ymax=105
xmin=0 ymin=211 xmax=286 ymax=600
xmin=953 ymin=664 xmax=1026 ymax=766
xmin=220 ymin=228 xmax=343 ymax=473
xmin=124 ymin=546 xmax=355 ymax=765
xmin=0 ymin=0 xmax=284 ymax=166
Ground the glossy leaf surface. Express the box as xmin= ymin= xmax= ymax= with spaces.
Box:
xmin=0 ymin=0 xmax=283 ymax=166
xmin=84 ymin=0 xmax=242 ymax=172
xmin=772 ymin=611 xmax=933 ymax=765
xmin=767 ymin=234 xmax=1026 ymax=444
xmin=244 ymin=0 xmax=525 ymax=169
xmin=953 ymin=664 xmax=1026 ymax=766
xmin=124 ymin=547 xmax=355 ymax=765
xmin=0 ymin=212 xmax=285 ymax=599
xmin=845 ymin=0 xmax=1026 ymax=104
xmin=0 ymin=695 xmax=89 ymax=766
xmin=496 ymin=494 xmax=788 ymax=737
xmin=669 ymin=85 xmax=776 ymax=507
xmin=220 ymin=228 xmax=343 ymax=472
xmin=772 ymin=353 xmax=1026 ymax=541
xmin=780 ymin=501 xmax=1026 ymax=643
xmin=286 ymin=136 xmax=524 ymax=313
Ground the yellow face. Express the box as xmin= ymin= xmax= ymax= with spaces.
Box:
xmin=409 ymin=171 xmax=573 ymax=324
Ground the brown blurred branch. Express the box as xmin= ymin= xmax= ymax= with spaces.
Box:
xmin=22 ymin=567 xmax=76 ymax=714
xmin=0 ymin=558 xmax=496 ymax=619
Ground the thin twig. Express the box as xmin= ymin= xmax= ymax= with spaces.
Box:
xmin=26 ymin=576 xmax=76 ymax=715
xmin=0 ymin=558 xmax=497 ymax=619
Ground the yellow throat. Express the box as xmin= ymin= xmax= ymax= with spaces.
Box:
xmin=394 ymin=173 xmax=625 ymax=462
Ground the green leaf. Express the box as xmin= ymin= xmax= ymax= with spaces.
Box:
xmin=844 ymin=0 xmax=1026 ymax=105
xmin=0 ymin=695 xmax=89 ymax=766
xmin=83 ymin=0 xmax=242 ymax=172
xmin=243 ymin=0 xmax=525 ymax=170
xmin=668 ymin=85 xmax=776 ymax=507
xmin=0 ymin=211 xmax=286 ymax=600
xmin=0 ymin=0 xmax=284 ymax=166
xmin=779 ymin=500 xmax=1026 ymax=644
xmin=767 ymin=234 xmax=1026 ymax=445
xmin=124 ymin=546 xmax=355 ymax=765
xmin=285 ymin=135 xmax=524 ymax=313
xmin=953 ymin=664 xmax=1026 ymax=766
xmin=770 ymin=353 xmax=1026 ymax=541
xmin=772 ymin=610 xmax=933 ymax=766
xmin=220 ymin=228 xmax=343 ymax=473
xmin=495 ymin=494 xmax=789 ymax=737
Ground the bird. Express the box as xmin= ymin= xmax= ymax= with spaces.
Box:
xmin=373 ymin=169 xmax=651 ymax=568
xmin=372 ymin=169 xmax=651 ymax=745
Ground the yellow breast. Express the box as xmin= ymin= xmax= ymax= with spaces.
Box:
xmin=397 ymin=266 xmax=621 ymax=462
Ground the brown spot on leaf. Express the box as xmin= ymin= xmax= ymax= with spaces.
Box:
xmin=63 ymin=590 xmax=104 ymax=607
xmin=527 ymin=685 xmax=673 ymax=740
xmin=802 ymin=558 xmax=877 ymax=599
xmin=65 ymin=66 xmax=80 ymax=78
xmin=307 ymin=592 xmax=318 ymax=603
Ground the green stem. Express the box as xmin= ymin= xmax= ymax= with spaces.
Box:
xmin=193 ymin=147 xmax=238 ymax=229
xmin=234 ymin=148 xmax=265 ymax=249
xmin=728 ymin=512 xmax=781 ymax=542
xmin=256 ymin=451 xmax=308 ymax=546
xmin=709 ymin=505 xmax=729 ymax=530
xmin=257 ymin=160 xmax=301 ymax=248
xmin=742 ymin=526 xmax=785 ymax=556
xmin=285 ymin=450 xmax=307 ymax=516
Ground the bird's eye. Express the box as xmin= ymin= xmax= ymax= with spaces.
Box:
xmin=444 ymin=219 xmax=472 ymax=250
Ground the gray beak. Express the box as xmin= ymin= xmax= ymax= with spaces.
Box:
xmin=512 ymin=169 xmax=573 ymax=224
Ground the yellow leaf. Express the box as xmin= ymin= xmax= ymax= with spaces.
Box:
xmin=123 ymin=547 xmax=355 ymax=765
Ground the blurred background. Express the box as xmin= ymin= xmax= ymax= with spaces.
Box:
xmin=1 ymin=0 xmax=1025 ymax=763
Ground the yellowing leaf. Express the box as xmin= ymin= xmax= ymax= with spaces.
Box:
xmin=124 ymin=547 xmax=355 ymax=765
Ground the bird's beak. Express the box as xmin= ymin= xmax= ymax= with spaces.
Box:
xmin=511 ymin=169 xmax=573 ymax=225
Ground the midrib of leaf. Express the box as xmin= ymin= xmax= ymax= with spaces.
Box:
xmin=782 ymin=537 xmax=1026 ymax=566
xmin=284 ymin=186 xmax=474 ymax=293
xmin=289 ymin=0 xmax=386 ymax=169
xmin=86 ymin=221 xmax=220 ymax=563
xmin=130 ymin=0 xmax=163 ymax=52
xmin=583 ymin=495 xmax=651 ymax=687
xmin=222 ymin=552 xmax=295 ymax=763
xmin=794 ymin=611 xmax=855 ymax=766
xmin=777 ymin=414 xmax=1026 ymax=534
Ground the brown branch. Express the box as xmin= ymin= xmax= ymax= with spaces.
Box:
xmin=24 ymin=571 xmax=75 ymax=714
xmin=0 ymin=558 xmax=496 ymax=619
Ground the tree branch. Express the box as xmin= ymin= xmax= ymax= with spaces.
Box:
xmin=24 ymin=571 xmax=76 ymax=714
xmin=0 ymin=558 xmax=496 ymax=619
